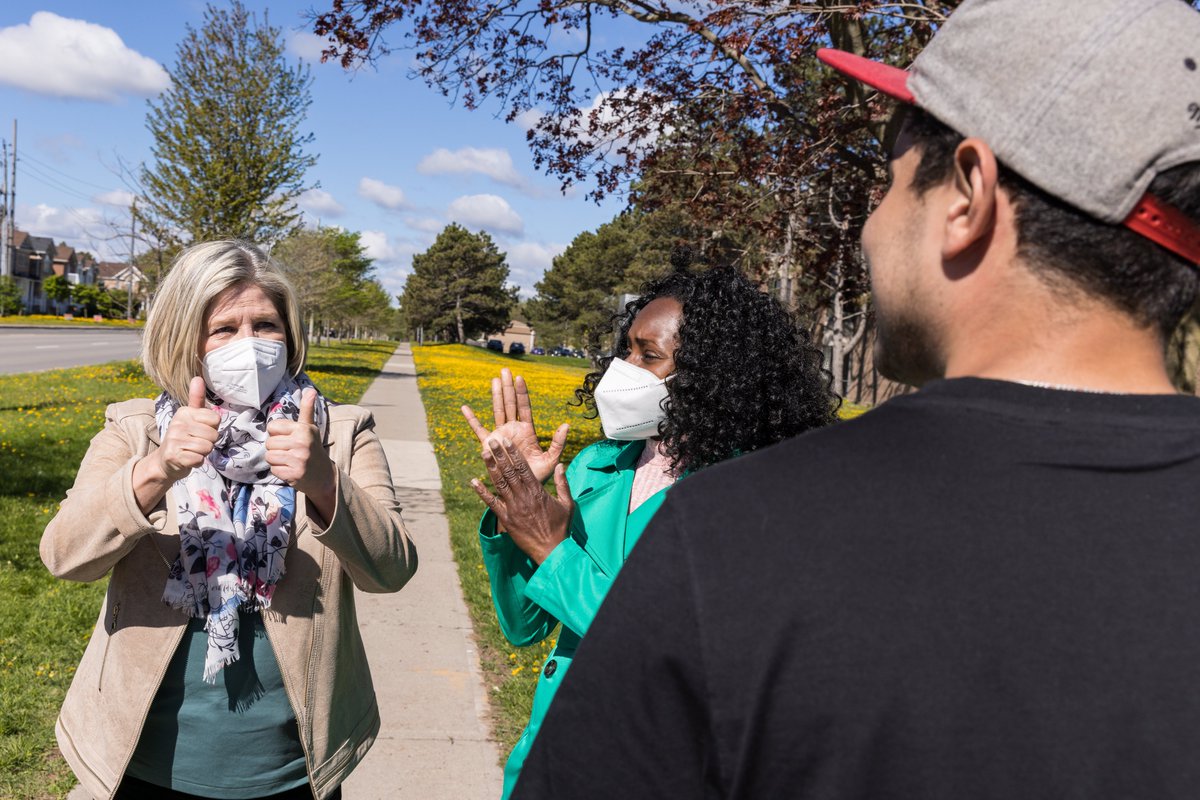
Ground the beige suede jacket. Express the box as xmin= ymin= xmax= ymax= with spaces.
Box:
xmin=40 ymin=398 xmax=418 ymax=800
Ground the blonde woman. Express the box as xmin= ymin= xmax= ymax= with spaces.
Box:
xmin=41 ymin=240 xmax=417 ymax=800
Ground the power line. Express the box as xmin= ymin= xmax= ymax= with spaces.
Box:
xmin=20 ymin=161 xmax=97 ymax=204
xmin=20 ymin=151 xmax=118 ymax=193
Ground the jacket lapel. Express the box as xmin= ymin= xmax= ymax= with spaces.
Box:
xmin=569 ymin=440 xmax=643 ymax=575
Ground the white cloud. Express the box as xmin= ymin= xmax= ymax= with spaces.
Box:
xmin=506 ymin=241 xmax=566 ymax=295
xmin=287 ymin=31 xmax=329 ymax=63
xmin=297 ymin=188 xmax=344 ymax=217
xmin=360 ymin=230 xmax=398 ymax=262
xmin=358 ymin=177 xmax=408 ymax=210
xmin=406 ymin=216 xmax=447 ymax=234
xmin=360 ymin=230 xmax=425 ymax=298
xmin=447 ymin=194 xmax=524 ymax=236
xmin=94 ymin=190 xmax=135 ymax=208
xmin=17 ymin=202 xmax=116 ymax=257
xmin=0 ymin=12 xmax=170 ymax=102
xmin=507 ymin=241 xmax=563 ymax=275
xmin=361 ymin=230 xmax=423 ymax=264
xmin=514 ymin=109 xmax=543 ymax=132
xmin=417 ymin=147 xmax=524 ymax=189
xmin=577 ymin=89 xmax=673 ymax=152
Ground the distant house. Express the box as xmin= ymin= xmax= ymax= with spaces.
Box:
xmin=9 ymin=230 xmax=55 ymax=313
xmin=96 ymin=261 xmax=147 ymax=293
xmin=52 ymin=242 xmax=96 ymax=285
xmin=47 ymin=242 xmax=98 ymax=313
xmin=1 ymin=228 xmax=151 ymax=317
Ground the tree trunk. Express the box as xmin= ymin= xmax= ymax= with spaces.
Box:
xmin=455 ymin=297 xmax=465 ymax=343
xmin=776 ymin=205 xmax=798 ymax=306
xmin=825 ymin=258 xmax=868 ymax=398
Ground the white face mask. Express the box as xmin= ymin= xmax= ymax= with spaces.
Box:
xmin=594 ymin=357 xmax=671 ymax=440
xmin=201 ymin=337 xmax=287 ymax=408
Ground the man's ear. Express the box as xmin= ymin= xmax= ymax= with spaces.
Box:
xmin=943 ymin=137 xmax=1000 ymax=260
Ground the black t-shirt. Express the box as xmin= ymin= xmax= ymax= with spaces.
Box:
xmin=513 ymin=378 xmax=1200 ymax=800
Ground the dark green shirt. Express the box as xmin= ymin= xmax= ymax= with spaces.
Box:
xmin=125 ymin=609 xmax=309 ymax=798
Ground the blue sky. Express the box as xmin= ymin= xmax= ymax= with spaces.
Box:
xmin=0 ymin=2 xmax=628 ymax=300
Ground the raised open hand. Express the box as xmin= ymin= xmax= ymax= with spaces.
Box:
xmin=461 ymin=367 xmax=568 ymax=484
xmin=471 ymin=436 xmax=574 ymax=564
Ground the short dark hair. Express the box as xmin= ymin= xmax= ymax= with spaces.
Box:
xmin=904 ymin=107 xmax=1200 ymax=337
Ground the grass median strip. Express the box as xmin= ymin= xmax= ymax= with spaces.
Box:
xmin=0 ymin=340 xmax=395 ymax=800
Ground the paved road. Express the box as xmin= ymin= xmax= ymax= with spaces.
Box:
xmin=0 ymin=328 xmax=142 ymax=374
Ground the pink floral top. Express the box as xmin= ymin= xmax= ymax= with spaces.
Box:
xmin=629 ymin=439 xmax=678 ymax=513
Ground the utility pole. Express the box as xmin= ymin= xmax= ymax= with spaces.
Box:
xmin=127 ymin=199 xmax=136 ymax=321
xmin=0 ymin=140 xmax=8 ymax=279
xmin=10 ymin=120 xmax=16 ymax=272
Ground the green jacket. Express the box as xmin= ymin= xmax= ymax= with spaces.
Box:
xmin=479 ymin=438 xmax=672 ymax=799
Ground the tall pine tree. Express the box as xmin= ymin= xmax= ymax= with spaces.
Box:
xmin=402 ymin=224 xmax=516 ymax=343
xmin=139 ymin=1 xmax=316 ymax=244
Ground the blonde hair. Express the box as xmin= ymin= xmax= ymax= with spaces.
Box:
xmin=142 ymin=240 xmax=307 ymax=402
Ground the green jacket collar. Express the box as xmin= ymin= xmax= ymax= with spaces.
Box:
xmin=583 ymin=438 xmax=646 ymax=473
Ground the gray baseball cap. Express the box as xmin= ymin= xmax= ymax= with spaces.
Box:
xmin=818 ymin=0 xmax=1200 ymax=265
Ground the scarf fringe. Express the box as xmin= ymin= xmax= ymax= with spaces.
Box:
xmin=202 ymin=647 xmax=241 ymax=684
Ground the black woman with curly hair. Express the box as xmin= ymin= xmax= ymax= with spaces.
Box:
xmin=460 ymin=260 xmax=839 ymax=799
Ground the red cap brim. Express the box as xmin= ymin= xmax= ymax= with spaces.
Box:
xmin=817 ymin=48 xmax=915 ymax=104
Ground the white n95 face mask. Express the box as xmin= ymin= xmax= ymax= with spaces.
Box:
xmin=202 ymin=337 xmax=288 ymax=409
xmin=594 ymin=357 xmax=671 ymax=440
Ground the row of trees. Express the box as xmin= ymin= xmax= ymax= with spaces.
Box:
xmin=0 ymin=275 xmax=141 ymax=319
xmin=273 ymin=227 xmax=396 ymax=341
xmin=43 ymin=275 xmax=142 ymax=319
xmin=523 ymin=210 xmax=683 ymax=353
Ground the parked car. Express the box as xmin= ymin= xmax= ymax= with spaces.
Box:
xmin=531 ymin=347 xmax=545 ymax=356
xmin=486 ymin=339 xmax=504 ymax=352
xmin=509 ymin=342 xmax=526 ymax=355
xmin=549 ymin=346 xmax=572 ymax=357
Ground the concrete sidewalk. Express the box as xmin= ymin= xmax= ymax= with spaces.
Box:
xmin=343 ymin=342 xmax=503 ymax=799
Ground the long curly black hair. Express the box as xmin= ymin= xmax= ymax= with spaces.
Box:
xmin=574 ymin=254 xmax=840 ymax=473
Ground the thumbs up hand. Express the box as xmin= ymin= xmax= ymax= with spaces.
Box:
xmin=266 ymin=387 xmax=334 ymax=506
xmin=154 ymin=376 xmax=222 ymax=483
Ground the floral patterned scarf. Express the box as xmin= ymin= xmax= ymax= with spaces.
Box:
xmin=154 ymin=372 xmax=328 ymax=683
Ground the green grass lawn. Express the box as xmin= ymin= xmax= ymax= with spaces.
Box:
xmin=411 ymin=343 xmax=867 ymax=755
xmin=0 ymin=340 xmax=395 ymax=800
